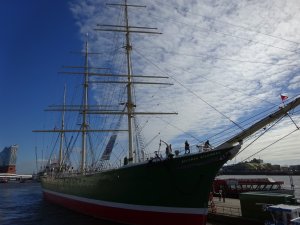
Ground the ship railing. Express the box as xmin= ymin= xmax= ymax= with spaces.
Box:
xmin=208 ymin=204 xmax=241 ymax=217
xmin=144 ymin=144 xmax=213 ymax=161
xmin=177 ymin=144 xmax=214 ymax=154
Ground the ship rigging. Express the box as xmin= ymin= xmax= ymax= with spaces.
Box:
xmin=33 ymin=1 xmax=300 ymax=225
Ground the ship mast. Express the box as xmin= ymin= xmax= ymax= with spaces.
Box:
xmin=81 ymin=37 xmax=89 ymax=172
xmin=34 ymin=1 xmax=177 ymax=170
xmin=94 ymin=1 xmax=176 ymax=164
xmin=33 ymin=35 xmax=130 ymax=171
xmin=32 ymin=37 xmax=94 ymax=174
xmin=58 ymin=85 xmax=66 ymax=168
xmin=124 ymin=0 xmax=134 ymax=162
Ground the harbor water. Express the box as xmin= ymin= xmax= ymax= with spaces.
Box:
xmin=0 ymin=182 xmax=120 ymax=225
xmin=0 ymin=176 xmax=299 ymax=225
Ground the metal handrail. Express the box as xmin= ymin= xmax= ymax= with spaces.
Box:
xmin=208 ymin=204 xmax=241 ymax=216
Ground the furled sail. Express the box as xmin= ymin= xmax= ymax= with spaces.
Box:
xmin=100 ymin=135 xmax=117 ymax=160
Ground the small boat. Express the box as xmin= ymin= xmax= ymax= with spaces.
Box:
xmin=213 ymin=178 xmax=293 ymax=198
xmin=265 ymin=204 xmax=300 ymax=225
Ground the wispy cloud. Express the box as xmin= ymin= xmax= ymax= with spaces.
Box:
xmin=69 ymin=0 xmax=300 ymax=165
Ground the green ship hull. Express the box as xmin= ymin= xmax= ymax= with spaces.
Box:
xmin=42 ymin=145 xmax=240 ymax=225
xmin=41 ymin=93 xmax=300 ymax=225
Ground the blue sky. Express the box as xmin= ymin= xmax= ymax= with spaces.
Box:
xmin=0 ymin=0 xmax=81 ymax=173
xmin=1 ymin=0 xmax=300 ymax=174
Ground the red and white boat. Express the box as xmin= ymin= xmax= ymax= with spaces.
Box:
xmin=213 ymin=178 xmax=293 ymax=198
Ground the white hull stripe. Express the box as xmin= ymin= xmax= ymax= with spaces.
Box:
xmin=44 ymin=189 xmax=208 ymax=215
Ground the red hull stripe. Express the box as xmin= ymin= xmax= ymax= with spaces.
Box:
xmin=44 ymin=189 xmax=208 ymax=214
xmin=44 ymin=190 xmax=208 ymax=225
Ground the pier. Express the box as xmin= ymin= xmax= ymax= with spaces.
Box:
xmin=0 ymin=173 xmax=33 ymax=182
xmin=208 ymin=197 xmax=262 ymax=225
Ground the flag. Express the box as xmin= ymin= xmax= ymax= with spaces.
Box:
xmin=280 ymin=94 xmax=288 ymax=101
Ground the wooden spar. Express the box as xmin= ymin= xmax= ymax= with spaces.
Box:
xmin=59 ymin=71 xmax=169 ymax=79
xmin=217 ymin=96 xmax=300 ymax=149
xmin=32 ymin=129 xmax=128 ymax=133
xmin=89 ymin=81 xmax=173 ymax=85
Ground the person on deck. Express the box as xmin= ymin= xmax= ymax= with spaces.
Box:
xmin=166 ymin=144 xmax=173 ymax=158
xmin=204 ymin=140 xmax=211 ymax=151
xmin=169 ymin=144 xmax=173 ymax=154
xmin=184 ymin=140 xmax=190 ymax=154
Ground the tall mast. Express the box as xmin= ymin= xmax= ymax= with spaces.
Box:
xmin=34 ymin=2 xmax=177 ymax=172
xmin=124 ymin=0 xmax=134 ymax=162
xmin=35 ymin=146 xmax=38 ymax=173
xmin=58 ymin=85 xmax=66 ymax=167
xmin=93 ymin=1 xmax=174 ymax=164
xmin=81 ymin=36 xmax=89 ymax=172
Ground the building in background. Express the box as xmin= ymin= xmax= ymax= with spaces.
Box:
xmin=0 ymin=145 xmax=18 ymax=174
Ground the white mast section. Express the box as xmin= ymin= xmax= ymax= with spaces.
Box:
xmin=124 ymin=0 xmax=134 ymax=163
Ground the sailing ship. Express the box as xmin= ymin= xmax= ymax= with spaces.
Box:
xmin=34 ymin=1 xmax=300 ymax=225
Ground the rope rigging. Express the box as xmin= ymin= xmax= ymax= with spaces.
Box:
xmin=228 ymin=107 xmax=300 ymax=164
xmin=235 ymin=114 xmax=285 ymax=158
xmin=241 ymin=128 xmax=300 ymax=163
xmin=150 ymin=13 xmax=300 ymax=56
xmin=132 ymin=48 xmax=300 ymax=154
xmin=134 ymin=48 xmax=245 ymax=131
xmin=154 ymin=1 xmax=300 ymax=47
xmin=163 ymin=60 xmax=277 ymax=106
xmin=40 ymin=1 xmax=300 ymax=171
